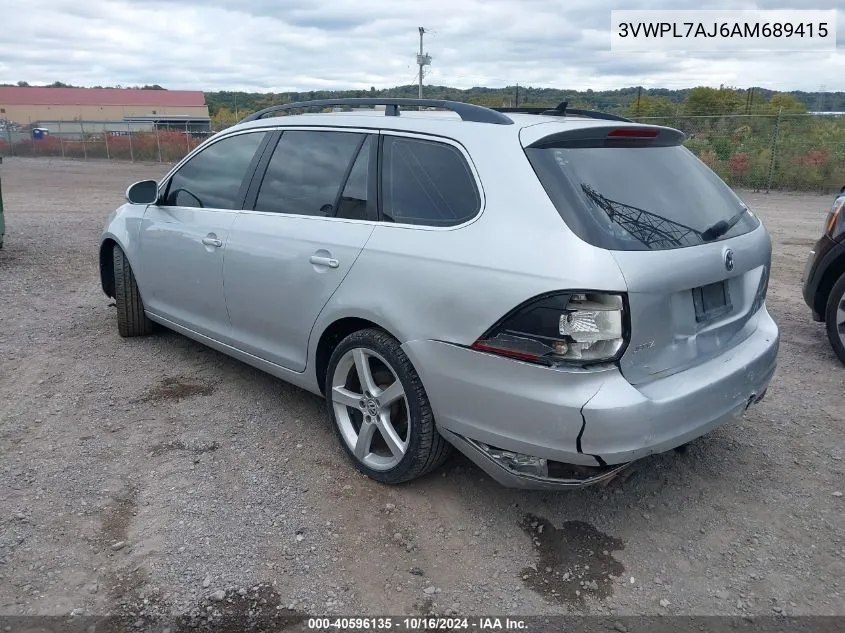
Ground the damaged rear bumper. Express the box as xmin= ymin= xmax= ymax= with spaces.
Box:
xmin=401 ymin=307 xmax=778 ymax=490
xmin=579 ymin=306 xmax=778 ymax=465
xmin=438 ymin=428 xmax=633 ymax=489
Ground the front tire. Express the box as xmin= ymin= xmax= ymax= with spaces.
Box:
xmin=325 ymin=329 xmax=451 ymax=484
xmin=825 ymin=273 xmax=845 ymax=366
xmin=113 ymin=246 xmax=153 ymax=338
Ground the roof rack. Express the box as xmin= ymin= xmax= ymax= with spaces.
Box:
xmin=238 ymin=98 xmax=514 ymax=126
xmin=494 ymin=101 xmax=633 ymax=123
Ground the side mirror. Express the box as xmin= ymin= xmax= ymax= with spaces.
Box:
xmin=125 ymin=180 xmax=159 ymax=205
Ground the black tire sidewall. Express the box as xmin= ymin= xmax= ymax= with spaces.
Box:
xmin=325 ymin=329 xmax=433 ymax=483
xmin=112 ymin=245 xmax=153 ymax=337
xmin=825 ymin=274 xmax=845 ymax=365
xmin=113 ymin=246 xmax=131 ymax=335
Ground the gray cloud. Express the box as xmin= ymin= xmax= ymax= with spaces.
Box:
xmin=0 ymin=0 xmax=842 ymax=92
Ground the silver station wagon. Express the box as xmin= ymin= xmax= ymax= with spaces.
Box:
xmin=99 ymin=98 xmax=779 ymax=489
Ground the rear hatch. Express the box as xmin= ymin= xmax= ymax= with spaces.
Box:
xmin=523 ymin=121 xmax=771 ymax=385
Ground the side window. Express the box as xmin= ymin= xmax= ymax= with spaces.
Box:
xmin=381 ymin=136 xmax=480 ymax=227
xmin=336 ymin=136 xmax=373 ymax=220
xmin=164 ymin=132 xmax=266 ymax=209
xmin=255 ymin=130 xmax=364 ymax=216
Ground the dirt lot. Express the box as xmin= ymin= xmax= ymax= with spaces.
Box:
xmin=0 ymin=157 xmax=843 ymax=623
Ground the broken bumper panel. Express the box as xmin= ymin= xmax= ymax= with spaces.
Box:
xmin=579 ymin=306 xmax=778 ymax=464
xmin=438 ymin=428 xmax=632 ymax=490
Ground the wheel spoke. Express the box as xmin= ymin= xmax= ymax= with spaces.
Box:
xmin=378 ymin=380 xmax=405 ymax=407
xmin=354 ymin=420 xmax=377 ymax=459
xmin=332 ymin=386 xmax=362 ymax=410
xmin=353 ymin=349 xmax=378 ymax=395
xmin=376 ymin=412 xmax=407 ymax=458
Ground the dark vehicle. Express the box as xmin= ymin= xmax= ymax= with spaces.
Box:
xmin=802 ymin=186 xmax=845 ymax=365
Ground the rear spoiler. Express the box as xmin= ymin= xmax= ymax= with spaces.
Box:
xmin=525 ymin=125 xmax=686 ymax=150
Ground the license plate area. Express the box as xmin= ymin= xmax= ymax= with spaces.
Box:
xmin=692 ymin=281 xmax=732 ymax=323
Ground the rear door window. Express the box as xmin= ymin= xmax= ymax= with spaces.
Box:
xmin=380 ymin=136 xmax=480 ymax=227
xmin=254 ymin=130 xmax=365 ymax=216
xmin=526 ymin=143 xmax=760 ymax=251
xmin=336 ymin=136 xmax=373 ymax=221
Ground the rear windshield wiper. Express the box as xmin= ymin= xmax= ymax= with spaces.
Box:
xmin=701 ymin=208 xmax=748 ymax=242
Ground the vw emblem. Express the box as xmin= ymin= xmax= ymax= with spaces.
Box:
xmin=365 ymin=398 xmax=380 ymax=416
xmin=724 ymin=249 xmax=735 ymax=272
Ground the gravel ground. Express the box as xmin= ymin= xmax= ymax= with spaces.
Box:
xmin=0 ymin=157 xmax=843 ymax=622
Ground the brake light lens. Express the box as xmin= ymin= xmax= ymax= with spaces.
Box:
xmin=607 ymin=128 xmax=658 ymax=138
xmin=471 ymin=292 xmax=627 ymax=366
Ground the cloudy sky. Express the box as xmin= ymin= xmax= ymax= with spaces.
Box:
xmin=1 ymin=0 xmax=843 ymax=92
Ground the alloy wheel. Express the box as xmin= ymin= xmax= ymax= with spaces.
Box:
xmin=330 ymin=348 xmax=411 ymax=471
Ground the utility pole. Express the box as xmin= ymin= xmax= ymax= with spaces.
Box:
xmin=515 ymin=83 xmax=519 ymax=108
xmin=416 ymin=27 xmax=431 ymax=100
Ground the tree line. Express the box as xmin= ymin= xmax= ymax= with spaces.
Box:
xmin=203 ymin=85 xmax=841 ymax=130
xmin=3 ymin=81 xmax=843 ymax=125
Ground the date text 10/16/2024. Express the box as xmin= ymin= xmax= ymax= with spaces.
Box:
xmin=307 ymin=617 xmax=528 ymax=631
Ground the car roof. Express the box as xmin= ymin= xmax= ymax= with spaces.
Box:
xmin=226 ymin=110 xmax=660 ymax=146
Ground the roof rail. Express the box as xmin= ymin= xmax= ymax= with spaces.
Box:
xmin=494 ymin=101 xmax=633 ymax=123
xmin=238 ymin=98 xmax=514 ymax=125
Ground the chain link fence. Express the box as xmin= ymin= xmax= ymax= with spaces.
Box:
xmin=0 ymin=119 xmax=207 ymax=163
xmin=632 ymin=113 xmax=845 ymax=193
xmin=1 ymin=112 xmax=844 ymax=192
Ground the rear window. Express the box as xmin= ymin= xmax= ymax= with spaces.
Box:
xmin=526 ymin=144 xmax=760 ymax=251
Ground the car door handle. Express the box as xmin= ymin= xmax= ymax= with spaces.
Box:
xmin=309 ymin=255 xmax=339 ymax=268
xmin=201 ymin=237 xmax=223 ymax=248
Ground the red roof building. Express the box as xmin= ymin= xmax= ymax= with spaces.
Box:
xmin=0 ymin=86 xmax=209 ymax=126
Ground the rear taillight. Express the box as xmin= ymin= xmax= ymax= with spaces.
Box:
xmin=750 ymin=265 xmax=770 ymax=315
xmin=471 ymin=292 xmax=628 ymax=366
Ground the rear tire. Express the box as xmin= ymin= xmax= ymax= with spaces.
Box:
xmin=113 ymin=246 xmax=153 ymax=338
xmin=825 ymin=273 xmax=845 ymax=366
xmin=325 ymin=328 xmax=451 ymax=484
